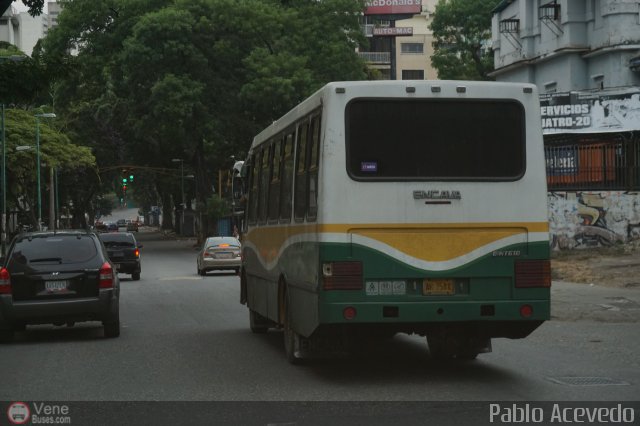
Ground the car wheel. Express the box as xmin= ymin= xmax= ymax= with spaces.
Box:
xmin=103 ymin=301 xmax=120 ymax=338
xmin=0 ymin=328 xmax=14 ymax=343
xmin=132 ymin=271 xmax=141 ymax=281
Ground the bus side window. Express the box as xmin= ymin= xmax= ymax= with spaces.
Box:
xmin=258 ymin=147 xmax=270 ymax=224
xmin=294 ymin=120 xmax=309 ymax=222
xmin=280 ymin=131 xmax=295 ymax=222
xmin=268 ymin=137 xmax=282 ymax=222
xmin=307 ymin=114 xmax=321 ymax=221
xmin=248 ymin=154 xmax=260 ymax=225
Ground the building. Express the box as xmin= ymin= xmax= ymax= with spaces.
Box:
xmin=359 ymin=0 xmax=439 ymax=80
xmin=491 ymin=0 xmax=640 ymax=250
xmin=0 ymin=3 xmax=48 ymax=56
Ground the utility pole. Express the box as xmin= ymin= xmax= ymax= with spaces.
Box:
xmin=49 ymin=167 xmax=55 ymax=230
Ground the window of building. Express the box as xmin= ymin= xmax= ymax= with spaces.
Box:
xmin=401 ymin=43 xmax=424 ymax=54
xmin=402 ymin=70 xmax=425 ymax=80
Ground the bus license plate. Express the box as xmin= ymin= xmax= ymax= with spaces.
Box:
xmin=45 ymin=280 xmax=69 ymax=291
xmin=423 ymin=279 xmax=455 ymax=295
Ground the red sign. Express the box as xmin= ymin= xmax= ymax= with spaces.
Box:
xmin=373 ymin=27 xmax=414 ymax=36
xmin=364 ymin=0 xmax=422 ymax=15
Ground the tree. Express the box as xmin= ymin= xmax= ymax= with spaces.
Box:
xmin=429 ymin=0 xmax=495 ymax=80
xmin=40 ymin=0 xmax=368 ymax=236
xmin=3 ymin=108 xmax=96 ymax=228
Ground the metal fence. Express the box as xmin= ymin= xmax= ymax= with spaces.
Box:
xmin=545 ymin=132 xmax=640 ymax=190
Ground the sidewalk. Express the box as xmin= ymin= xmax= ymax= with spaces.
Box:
xmin=551 ymin=280 xmax=640 ymax=322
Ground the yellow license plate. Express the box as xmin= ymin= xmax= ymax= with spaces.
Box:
xmin=423 ymin=279 xmax=455 ymax=295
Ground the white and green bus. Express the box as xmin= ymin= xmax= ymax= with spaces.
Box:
xmin=240 ymin=80 xmax=550 ymax=363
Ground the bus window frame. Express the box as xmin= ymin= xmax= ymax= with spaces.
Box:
xmin=279 ymin=129 xmax=296 ymax=224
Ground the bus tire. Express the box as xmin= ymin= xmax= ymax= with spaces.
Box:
xmin=249 ymin=309 xmax=269 ymax=334
xmin=283 ymin=293 xmax=303 ymax=365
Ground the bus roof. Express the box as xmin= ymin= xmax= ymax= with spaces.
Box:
xmin=249 ymin=80 xmax=538 ymax=151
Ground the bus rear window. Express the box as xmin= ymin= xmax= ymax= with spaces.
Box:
xmin=346 ymin=99 xmax=525 ymax=180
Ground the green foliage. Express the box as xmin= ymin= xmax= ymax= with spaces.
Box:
xmin=36 ymin=0 xmax=368 ymax=233
xmin=2 ymin=107 xmax=97 ymax=226
xmin=203 ymin=194 xmax=230 ymax=223
xmin=430 ymin=0 xmax=495 ymax=80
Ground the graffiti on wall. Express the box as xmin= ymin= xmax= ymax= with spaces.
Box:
xmin=548 ymin=191 xmax=640 ymax=250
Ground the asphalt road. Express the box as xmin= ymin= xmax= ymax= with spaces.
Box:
xmin=2 ymin=228 xmax=639 ymax=424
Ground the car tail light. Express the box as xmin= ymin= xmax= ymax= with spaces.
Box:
xmin=0 ymin=267 xmax=11 ymax=294
xmin=134 ymin=249 xmax=140 ymax=258
xmin=322 ymin=261 xmax=363 ymax=290
xmin=515 ymin=260 xmax=551 ymax=288
xmin=99 ymin=262 xmax=114 ymax=289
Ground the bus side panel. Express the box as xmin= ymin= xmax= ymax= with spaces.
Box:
xmin=243 ymin=226 xmax=322 ymax=337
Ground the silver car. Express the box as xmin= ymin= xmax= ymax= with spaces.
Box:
xmin=197 ymin=236 xmax=241 ymax=275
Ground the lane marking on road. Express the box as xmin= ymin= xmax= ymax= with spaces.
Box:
xmin=158 ymin=277 xmax=203 ymax=281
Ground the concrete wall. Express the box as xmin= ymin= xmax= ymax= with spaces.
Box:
xmin=548 ymin=191 xmax=640 ymax=250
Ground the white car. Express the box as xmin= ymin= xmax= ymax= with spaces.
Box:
xmin=197 ymin=236 xmax=241 ymax=275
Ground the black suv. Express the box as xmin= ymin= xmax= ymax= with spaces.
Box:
xmin=0 ymin=230 xmax=120 ymax=342
xmin=98 ymin=232 xmax=142 ymax=280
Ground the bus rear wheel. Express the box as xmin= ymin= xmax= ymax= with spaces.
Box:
xmin=249 ymin=310 xmax=269 ymax=334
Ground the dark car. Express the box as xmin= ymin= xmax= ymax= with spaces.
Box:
xmin=98 ymin=232 xmax=142 ymax=280
xmin=0 ymin=230 xmax=120 ymax=342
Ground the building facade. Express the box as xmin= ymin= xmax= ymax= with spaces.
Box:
xmin=0 ymin=3 xmax=48 ymax=57
xmin=491 ymin=0 xmax=640 ymax=249
xmin=359 ymin=0 xmax=439 ymax=80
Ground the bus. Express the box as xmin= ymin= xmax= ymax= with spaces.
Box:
xmin=240 ymin=80 xmax=550 ymax=363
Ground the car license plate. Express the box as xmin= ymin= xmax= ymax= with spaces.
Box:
xmin=216 ymin=253 xmax=233 ymax=259
xmin=423 ymin=279 xmax=455 ymax=295
xmin=45 ymin=280 xmax=69 ymax=291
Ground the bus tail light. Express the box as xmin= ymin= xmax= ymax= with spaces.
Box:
xmin=520 ymin=304 xmax=533 ymax=318
xmin=343 ymin=307 xmax=357 ymax=320
xmin=322 ymin=261 xmax=363 ymax=290
xmin=0 ymin=267 xmax=11 ymax=294
xmin=515 ymin=260 xmax=551 ymax=288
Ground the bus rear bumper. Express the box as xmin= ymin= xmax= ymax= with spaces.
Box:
xmin=319 ymin=300 xmax=549 ymax=339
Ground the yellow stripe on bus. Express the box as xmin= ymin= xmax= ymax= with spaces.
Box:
xmin=244 ymin=222 xmax=549 ymax=264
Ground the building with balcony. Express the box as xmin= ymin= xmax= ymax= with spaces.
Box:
xmin=491 ymin=0 xmax=640 ymax=249
xmin=358 ymin=0 xmax=438 ymax=80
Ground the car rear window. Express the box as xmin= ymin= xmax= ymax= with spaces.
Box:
xmin=99 ymin=234 xmax=136 ymax=248
xmin=10 ymin=235 xmax=99 ymax=264
xmin=206 ymin=237 xmax=240 ymax=247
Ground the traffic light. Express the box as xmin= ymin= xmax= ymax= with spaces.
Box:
xmin=129 ymin=174 xmax=134 ymax=182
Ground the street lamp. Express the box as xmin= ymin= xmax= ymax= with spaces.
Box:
xmin=35 ymin=113 xmax=56 ymax=231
